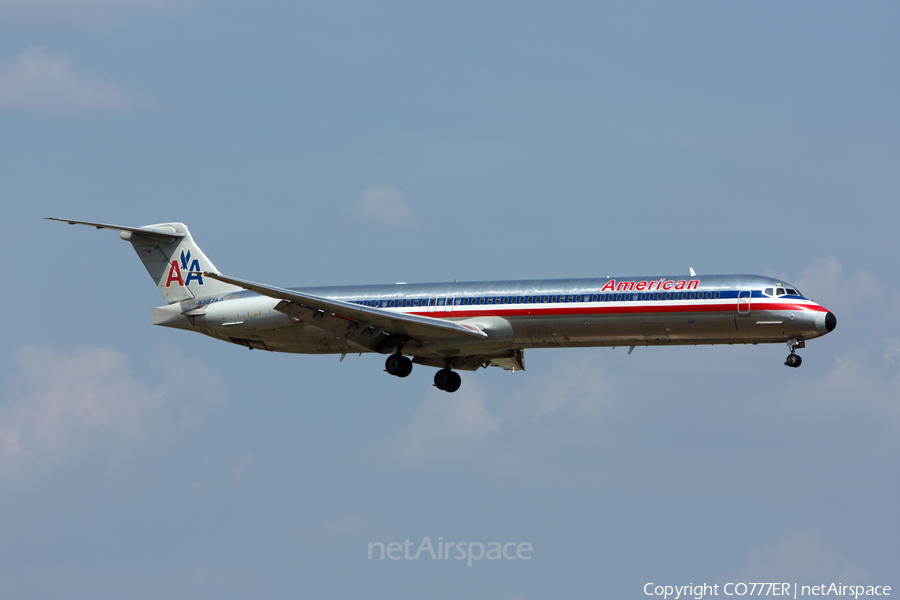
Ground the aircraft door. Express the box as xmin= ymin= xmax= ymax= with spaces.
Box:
xmin=738 ymin=290 xmax=751 ymax=315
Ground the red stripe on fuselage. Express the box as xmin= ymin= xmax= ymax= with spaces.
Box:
xmin=398 ymin=301 xmax=827 ymax=320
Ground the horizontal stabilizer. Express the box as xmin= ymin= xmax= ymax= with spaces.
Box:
xmin=48 ymin=218 xmax=240 ymax=304
xmin=45 ymin=218 xmax=185 ymax=240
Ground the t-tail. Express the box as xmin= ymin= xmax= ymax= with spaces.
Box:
xmin=46 ymin=218 xmax=242 ymax=303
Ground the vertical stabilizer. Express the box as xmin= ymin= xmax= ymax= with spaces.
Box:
xmin=124 ymin=222 xmax=241 ymax=303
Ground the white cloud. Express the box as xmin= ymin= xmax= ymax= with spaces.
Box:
xmin=0 ymin=345 xmax=228 ymax=477
xmin=0 ymin=47 xmax=153 ymax=115
xmin=385 ymin=381 xmax=501 ymax=466
xmin=382 ymin=355 xmax=614 ymax=466
xmin=352 ymin=185 xmax=418 ymax=229
xmin=795 ymin=257 xmax=900 ymax=331
xmin=500 ymin=353 xmax=616 ymax=422
xmin=0 ymin=0 xmax=197 ymax=25
xmin=784 ymin=346 xmax=900 ymax=436
xmin=783 ymin=257 xmax=900 ymax=425
xmin=731 ymin=529 xmax=868 ymax=582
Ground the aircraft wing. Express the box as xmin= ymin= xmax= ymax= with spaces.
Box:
xmin=201 ymin=272 xmax=487 ymax=349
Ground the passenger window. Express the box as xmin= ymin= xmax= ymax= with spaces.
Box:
xmin=715 ymin=292 xmax=720 ymax=299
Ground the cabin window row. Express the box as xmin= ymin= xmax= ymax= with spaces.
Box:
xmin=351 ymin=291 xmax=723 ymax=308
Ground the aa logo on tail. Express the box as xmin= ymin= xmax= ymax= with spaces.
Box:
xmin=165 ymin=250 xmax=204 ymax=287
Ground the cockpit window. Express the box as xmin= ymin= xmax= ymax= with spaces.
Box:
xmin=764 ymin=287 xmax=774 ymax=296
xmin=775 ymin=288 xmax=786 ymax=296
xmin=785 ymin=288 xmax=798 ymax=295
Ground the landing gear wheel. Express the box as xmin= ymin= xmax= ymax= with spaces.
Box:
xmin=433 ymin=369 xmax=461 ymax=392
xmin=784 ymin=354 xmax=802 ymax=368
xmin=445 ymin=371 xmax=461 ymax=393
xmin=385 ymin=354 xmax=413 ymax=377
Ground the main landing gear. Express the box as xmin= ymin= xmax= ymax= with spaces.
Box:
xmin=384 ymin=353 xmax=461 ymax=392
xmin=384 ymin=353 xmax=412 ymax=378
xmin=784 ymin=339 xmax=804 ymax=368
xmin=433 ymin=368 xmax=461 ymax=393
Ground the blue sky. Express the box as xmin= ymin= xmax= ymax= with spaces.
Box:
xmin=1 ymin=2 xmax=898 ymax=598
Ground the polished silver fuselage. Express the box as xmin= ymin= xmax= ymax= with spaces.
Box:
xmin=155 ymin=274 xmax=834 ymax=369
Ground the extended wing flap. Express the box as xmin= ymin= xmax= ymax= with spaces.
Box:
xmin=201 ymin=272 xmax=488 ymax=343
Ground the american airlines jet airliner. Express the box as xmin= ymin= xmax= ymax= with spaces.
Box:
xmin=49 ymin=219 xmax=836 ymax=393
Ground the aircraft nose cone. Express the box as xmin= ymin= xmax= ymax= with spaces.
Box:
xmin=816 ymin=310 xmax=837 ymax=336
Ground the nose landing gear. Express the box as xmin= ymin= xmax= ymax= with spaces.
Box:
xmin=784 ymin=339 xmax=804 ymax=368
